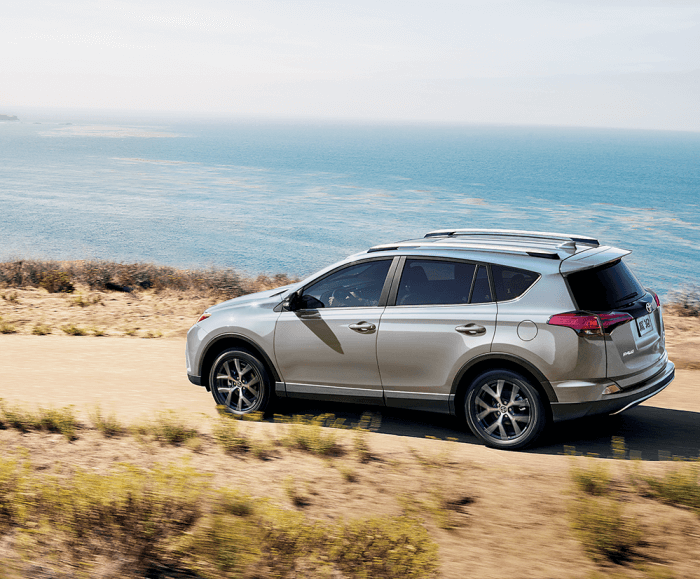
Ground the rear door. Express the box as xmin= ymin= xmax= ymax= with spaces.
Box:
xmin=376 ymin=258 xmax=497 ymax=411
xmin=565 ymin=258 xmax=667 ymax=387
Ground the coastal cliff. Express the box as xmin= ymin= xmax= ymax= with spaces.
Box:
xmin=0 ymin=114 xmax=19 ymax=121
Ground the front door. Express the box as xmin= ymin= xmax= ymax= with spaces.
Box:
xmin=274 ymin=259 xmax=394 ymax=401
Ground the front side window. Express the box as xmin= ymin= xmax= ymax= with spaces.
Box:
xmin=302 ymin=260 xmax=392 ymax=308
xmin=396 ymin=259 xmax=477 ymax=305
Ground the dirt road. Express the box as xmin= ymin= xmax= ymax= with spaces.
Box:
xmin=2 ymin=334 xmax=698 ymax=459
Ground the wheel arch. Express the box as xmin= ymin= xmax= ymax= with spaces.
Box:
xmin=199 ymin=333 xmax=280 ymax=391
xmin=450 ymin=353 xmax=557 ymax=418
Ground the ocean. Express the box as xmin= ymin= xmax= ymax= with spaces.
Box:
xmin=1 ymin=113 xmax=698 ymax=297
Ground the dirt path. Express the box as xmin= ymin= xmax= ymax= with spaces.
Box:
xmin=2 ymin=335 xmax=698 ymax=459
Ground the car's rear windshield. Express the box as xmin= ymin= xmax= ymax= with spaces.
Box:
xmin=567 ymin=259 xmax=644 ymax=311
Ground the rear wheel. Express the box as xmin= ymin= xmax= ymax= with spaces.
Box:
xmin=464 ymin=370 xmax=546 ymax=450
xmin=209 ymin=349 xmax=271 ymax=415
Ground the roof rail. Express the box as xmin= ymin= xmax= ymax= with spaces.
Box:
xmin=424 ymin=228 xmax=599 ymax=246
xmin=367 ymin=241 xmax=561 ymax=260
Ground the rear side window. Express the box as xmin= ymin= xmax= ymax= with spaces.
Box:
xmin=396 ymin=259 xmax=477 ymax=305
xmin=470 ymin=266 xmax=493 ymax=303
xmin=567 ymin=259 xmax=644 ymax=311
xmin=491 ymin=265 xmax=539 ymax=301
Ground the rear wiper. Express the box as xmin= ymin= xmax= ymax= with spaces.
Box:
xmin=616 ymin=292 xmax=640 ymax=308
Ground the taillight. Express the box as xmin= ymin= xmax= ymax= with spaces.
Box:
xmin=197 ymin=313 xmax=211 ymax=323
xmin=653 ymin=293 xmax=660 ymax=307
xmin=548 ymin=311 xmax=633 ymax=335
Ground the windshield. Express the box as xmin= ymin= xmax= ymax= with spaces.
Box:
xmin=566 ymin=259 xmax=644 ymax=311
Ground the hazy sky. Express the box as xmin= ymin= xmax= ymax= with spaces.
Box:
xmin=3 ymin=0 xmax=699 ymax=130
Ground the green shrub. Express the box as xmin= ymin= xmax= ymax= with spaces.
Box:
xmin=39 ymin=270 xmax=74 ymax=293
xmin=0 ymin=320 xmax=17 ymax=334
xmin=31 ymin=323 xmax=52 ymax=335
xmin=0 ymin=455 xmax=30 ymax=529
xmin=353 ymin=428 xmax=372 ymax=463
xmin=212 ymin=416 xmax=248 ymax=453
xmin=644 ymin=461 xmax=700 ymax=513
xmin=571 ymin=460 xmax=612 ymax=496
xmin=35 ymin=461 xmax=209 ymax=563
xmin=570 ymin=494 xmax=641 ymax=563
xmin=0 ymin=401 xmax=37 ymax=432
xmin=141 ymin=411 xmax=199 ymax=445
xmin=327 ymin=515 xmax=439 ymax=578
xmin=281 ymin=414 xmax=343 ymax=456
xmin=283 ymin=476 xmax=309 ymax=508
xmin=89 ymin=406 xmax=125 ymax=437
xmin=0 ymin=402 xmax=78 ymax=440
xmin=36 ymin=406 xmax=78 ymax=440
xmin=61 ymin=324 xmax=87 ymax=336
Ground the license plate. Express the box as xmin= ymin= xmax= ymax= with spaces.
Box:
xmin=637 ymin=314 xmax=653 ymax=336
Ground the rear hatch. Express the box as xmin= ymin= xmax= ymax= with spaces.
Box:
xmin=564 ymin=257 xmax=666 ymax=388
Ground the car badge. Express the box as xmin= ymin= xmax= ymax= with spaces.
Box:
xmin=646 ymin=302 xmax=652 ymax=313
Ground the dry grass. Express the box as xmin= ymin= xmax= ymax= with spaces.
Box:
xmin=0 ymin=259 xmax=296 ymax=339
xmin=666 ymin=285 xmax=700 ymax=317
xmin=0 ymin=258 xmax=295 ymax=298
xmin=0 ymin=417 xmax=699 ymax=578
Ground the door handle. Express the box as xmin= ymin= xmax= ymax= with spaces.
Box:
xmin=455 ymin=323 xmax=486 ymax=336
xmin=349 ymin=321 xmax=376 ymax=333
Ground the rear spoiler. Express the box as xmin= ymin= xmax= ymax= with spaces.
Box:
xmin=559 ymin=246 xmax=631 ymax=275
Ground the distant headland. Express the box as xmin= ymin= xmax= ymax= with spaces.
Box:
xmin=0 ymin=114 xmax=19 ymax=121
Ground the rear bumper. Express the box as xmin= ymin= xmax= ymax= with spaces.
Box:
xmin=550 ymin=360 xmax=675 ymax=422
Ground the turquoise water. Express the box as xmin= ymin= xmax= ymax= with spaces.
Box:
xmin=1 ymin=114 xmax=698 ymax=296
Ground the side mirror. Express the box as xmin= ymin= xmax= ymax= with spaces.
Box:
xmin=284 ymin=290 xmax=301 ymax=312
xmin=298 ymin=294 xmax=324 ymax=310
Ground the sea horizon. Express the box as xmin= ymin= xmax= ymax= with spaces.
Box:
xmin=1 ymin=112 xmax=698 ymax=297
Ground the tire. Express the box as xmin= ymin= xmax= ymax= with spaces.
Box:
xmin=209 ymin=348 xmax=272 ymax=416
xmin=464 ymin=369 xmax=546 ymax=450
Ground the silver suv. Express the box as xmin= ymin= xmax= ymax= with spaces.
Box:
xmin=186 ymin=229 xmax=674 ymax=449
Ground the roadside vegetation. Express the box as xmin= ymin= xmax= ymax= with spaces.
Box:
xmin=666 ymin=284 xmax=700 ymax=317
xmin=1 ymin=401 xmax=699 ymax=578
xmin=0 ymin=258 xmax=295 ymax=298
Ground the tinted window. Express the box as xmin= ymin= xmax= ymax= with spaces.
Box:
xmin=396 ymin=259 xmax=476 ymax=305
xmin=303 ymin=260 xmax=392 ymax=308
xmin=567 ymin=259 xmax=644 ymax=311
xmin=492 ymin=265 xmax=539 ymax=301
xmin=470 ymin=265 xmax=493 ymax=303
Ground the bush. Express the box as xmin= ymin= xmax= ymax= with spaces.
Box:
xmin=571 ymin=460 xmax=612 ymax=496
xmin=0 ymin=402 xmax=78 ymax=440
xmin=569 ymin=494 xmax=641 ymax=563
xmin=212 ymin=416 xmax=248 ymax=453
xmin=39 ymin=270 xmax=74 ymax=293
xmin=31 ymin=323 xmax=52 ymax=335
xmin=643 ymin=460 xmax=700 ymax=513
xmin=0 ymin=320 xmax=17 ymax=334
xmin=36 ymin=461 xmax=209 ymax=564
xmin=89 ymin=406 xmax=125 ymax=437
xmin=1 ymin=258 xmax=296 ymax=298
xmin=61 ymin=324 xmax=88 ymax=336
xmin=280 ymin=414 xmax=343 ymax=456
xmin=36 ymin=406 xmax=79 ymax=440
xmin=666 ymin=285 xmax=700 ymax=317
xmin=135 ymin=411 xmax=199 ymax=445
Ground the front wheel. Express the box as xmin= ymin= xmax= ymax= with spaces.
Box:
xmin=464 ymin=370 xmax=546 ymax=450
xmin=209 ymin=349 xmax=271 ymax=415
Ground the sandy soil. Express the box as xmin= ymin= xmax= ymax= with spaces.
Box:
xmin=1 ymin=288 xmax=699 ymax=578
xmin=2 ymin=285 xmax=698 ymax=369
